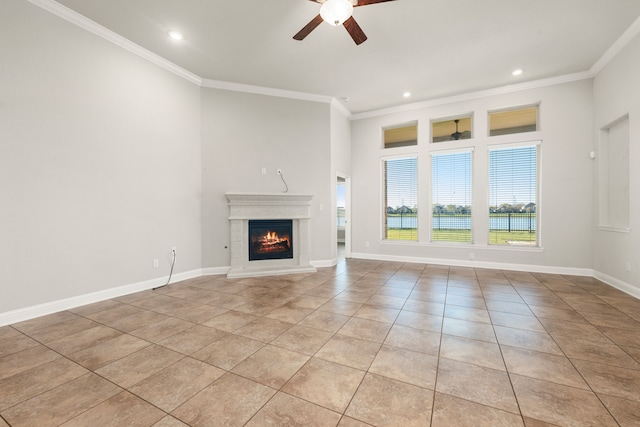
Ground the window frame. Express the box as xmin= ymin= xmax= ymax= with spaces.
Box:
xmin=381 ymin=154 xmax=419 ymax=242
xmin=488 ymin=104 xmax=539 ymax=137
xmin=431 ymin=114 xmax=474 ymax=143
xmin=429 ymin=148 xmax=474 ymax=244
xmin=382 ymin=121 xmax=418 ymax=149
xmin=376 ymin=107 xmax=544 ymax=251
xmin=487 ymin=141 xmax=541 ymax=247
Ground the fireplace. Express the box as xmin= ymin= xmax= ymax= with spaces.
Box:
xmin=249 ymin=220 xmax=293 ymax=261
xmin=226 ymin=192 xmax=316 ymax=278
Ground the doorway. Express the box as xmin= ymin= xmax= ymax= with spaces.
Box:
xmin=336 ymin=174 xmax=350 ymax=260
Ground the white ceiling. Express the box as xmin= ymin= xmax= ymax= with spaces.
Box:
xmin=53 ymin=0 xmax=640 ymax=114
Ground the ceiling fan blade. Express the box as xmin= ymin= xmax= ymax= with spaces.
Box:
xmin=343 ymin=16 xmax=367 ymax=45
xmin=293 ymin=14 xmax=324 ymax=41
xmin=355 ymin=0 xmax=397 ymax=6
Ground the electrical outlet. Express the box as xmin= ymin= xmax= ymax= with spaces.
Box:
xmin=469 ymin=252 xmax=475 ymax=260
xmin=365 ymin=241 xmax=370 ymax=247
xmin=153 ymin=259 xmax=159 ymax=268
xmin=261 ymin=167 xmax=267 ymax=175
xmin=627 ymin=262 xmax=632 ymax=272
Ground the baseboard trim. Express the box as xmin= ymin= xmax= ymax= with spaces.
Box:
xmin=593 ymin=270 xmax=640 ymax=299
xmin=0 ymin=269 xmax=202 ymax=327
xmin=201 ymin=266 xmax=231 ymax=276
xmin=349 ymin=252 xmax=593 ymax=277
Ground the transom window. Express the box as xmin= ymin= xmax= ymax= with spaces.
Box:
xmin=432 ymin=116 xmax=472 ymax=143
xmin=383 ymin=123 xmax=418 ymax=148
xmin=489 ymin=105 xmax=538 ymax=136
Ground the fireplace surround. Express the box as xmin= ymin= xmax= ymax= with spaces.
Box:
xmin=226 ymin=192 xmax=316 ymax=278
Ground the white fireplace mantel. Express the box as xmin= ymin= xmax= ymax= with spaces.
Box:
xmin=225 ymin=192 xmax=316 ymax=278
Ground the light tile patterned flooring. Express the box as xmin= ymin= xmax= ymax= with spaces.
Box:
xmin=1 ymin=259 xmax=640 ymax=426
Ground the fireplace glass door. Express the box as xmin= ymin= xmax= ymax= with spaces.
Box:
xmin=248 ymin=220 xmax=294 ymax=261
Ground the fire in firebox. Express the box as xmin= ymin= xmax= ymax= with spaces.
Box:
xmin=257 ymin=231 xmax=290 ymax=254
xmin=248 ymin=219 xmax=294 ymax=261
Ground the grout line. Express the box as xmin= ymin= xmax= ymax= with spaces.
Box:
xmin=486 ymin=272 xmax=526 ymax=422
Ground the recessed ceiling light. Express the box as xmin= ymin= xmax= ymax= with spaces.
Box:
xmin=168 ymin=30 xmax=184 ymax=41
xmin=403 ymin=91 xmax=411 ymax=98
xmin=512 ymin=68 xmax=523 ymax=76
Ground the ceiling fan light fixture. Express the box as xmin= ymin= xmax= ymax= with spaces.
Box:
xmin=320 ymin=0 xmax=354 ymax=26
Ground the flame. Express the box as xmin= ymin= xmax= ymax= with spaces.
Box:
xmin=254 ymin=229 xmax=291 ymax=255
xmin=263 ymin=231 xmax=279 ymax=243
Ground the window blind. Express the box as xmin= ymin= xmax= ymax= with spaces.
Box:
xmin=431 ymin=151 xmax=472 ymax=243
xmin=488 ymin=145 xmax=537 ymax=245
xmin=383 ymin=157 xmax=418 ymax=241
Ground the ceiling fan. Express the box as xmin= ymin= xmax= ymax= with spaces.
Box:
xmin=451 ymin=119 xmax=463 ymax=140
xmin=451 ymin=119 xmax=471 ymax=141
xmin=293 ymin=0 xmax=397 ymax=45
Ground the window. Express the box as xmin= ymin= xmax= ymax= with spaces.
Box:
xmin=384 ymin=123 xmax=417 ymax=148
xmin=488 ymin=144 xmax=538 ymax=246
xmin=599 ymin=116 xmax=630 ymax=229
xmin=432 ymin=116 xmax=472 ymax=143
xmin=379 ymin=108 xmax=543 ymax=248
xmin=383 ymin=157 xmax=418 ymax=241
xmin=489 ymin=105 xmax=538 ymax=136
xmin=431 ymin=151 xmax=472 ymax=243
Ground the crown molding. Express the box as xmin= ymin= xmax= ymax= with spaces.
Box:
xmin=331 ymin=98 xmax=353 ymax=118
xmin=30 ymin=0 xmax=640 ymax=118
xmin=27 ymin=0 xmax=202 ymax=85
xmin=351 ymin=71 xmax=592 ymax=120
xmin=590 ymin=14 xmax=640 ymax=76
xmin=352 ymin=15 xmax=640 ymax=120
xmin=119 ymin=39 xmax=202 ymax=85
xmin=201 ymin=78 xmax=333 ymax=105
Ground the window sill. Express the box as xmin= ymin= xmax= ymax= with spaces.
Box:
xmin=380 ymin=240 xmax=544 ymax=253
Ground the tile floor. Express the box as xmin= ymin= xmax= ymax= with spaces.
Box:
xmin=1 ymin=259 xmax=640 ymax=426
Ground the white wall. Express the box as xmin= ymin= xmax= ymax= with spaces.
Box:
xmin=200 ymin=89 xmax=333 ymax=269
xmin=331 ymin=103 xmax=352 ymax=177
xmin=350 ymin=80 xmax=595 ymax=273
xmin=0 ymin=0 xmax=202 ymax=316
xmin=329 ymin=103 xmax=352 ymax=260
xmin=592 ymin=32 xmax=640 ymax=296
